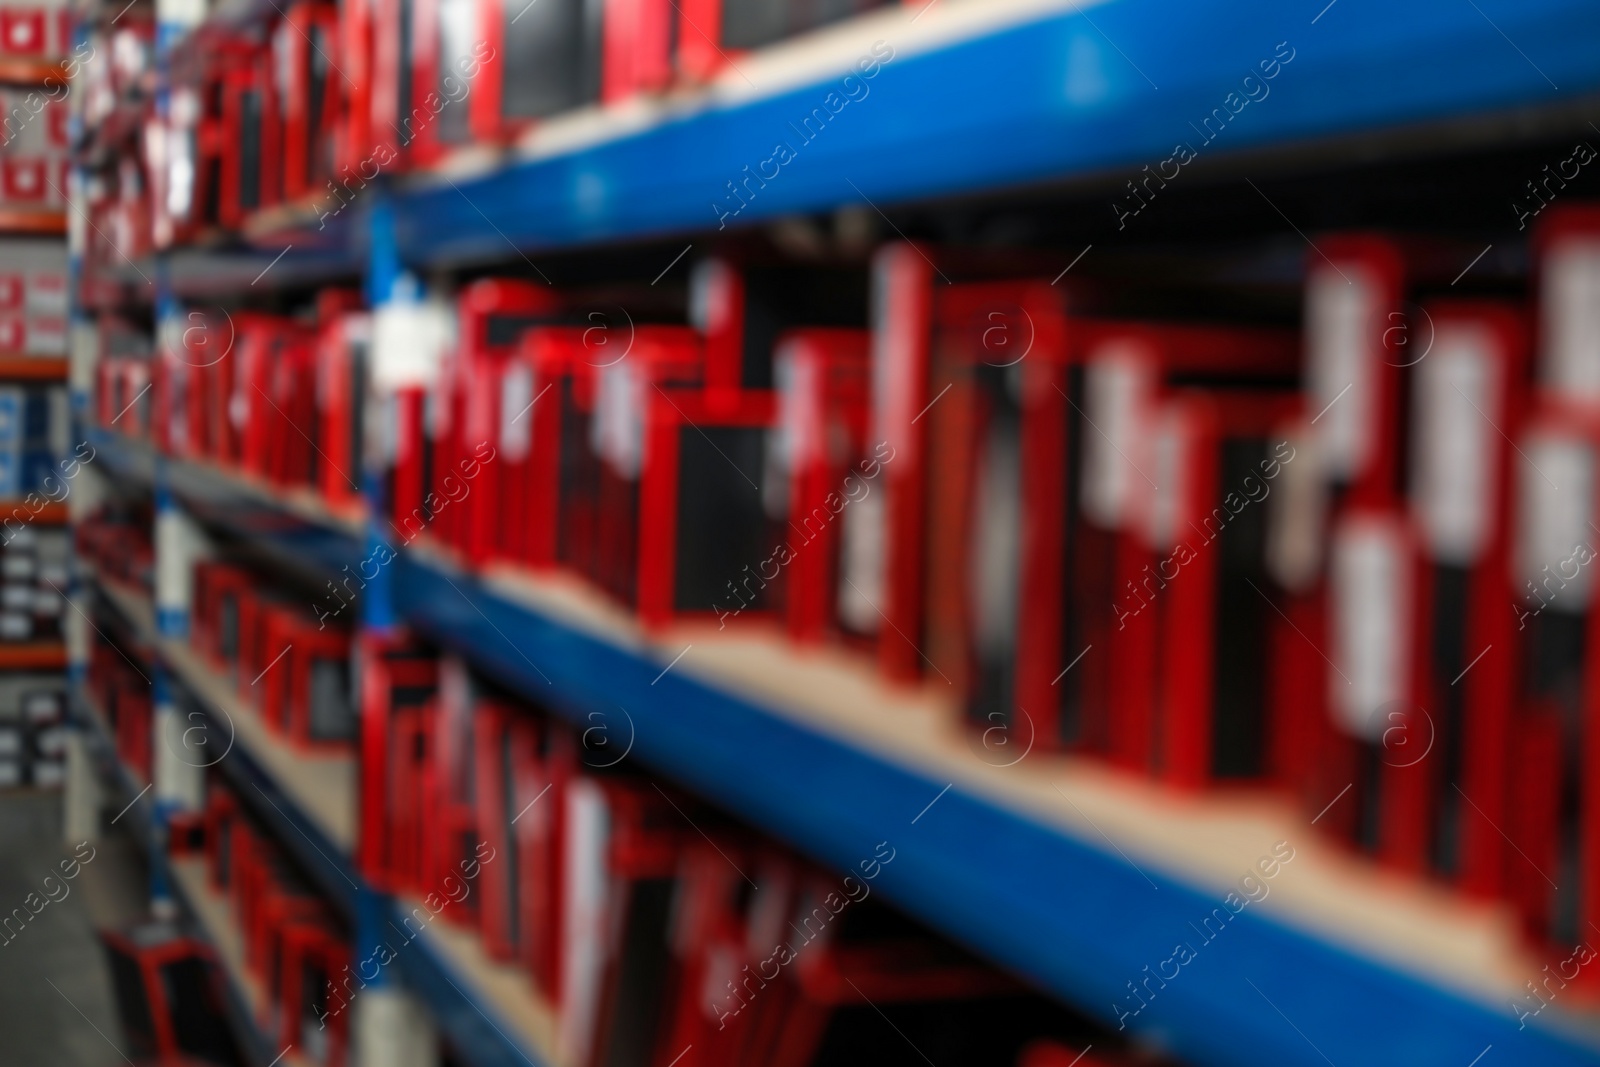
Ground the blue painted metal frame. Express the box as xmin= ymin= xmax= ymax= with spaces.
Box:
xmin=392 ymin=0 xmax=1600 ymax=266
xmin=176 ymin=684 xmax=364 ymax=916
xmin=80 ymin=430 xmax=1600 ymax=1062
xmin=81 ymin=429 xmax=552 ymax=1065
xmin=392 ymin=551 xmax=1600 ymax=1067
xmin=83 ymin=425 xmax=367 ymax=580
xmin=85 ymin=566 xmax=549 ymax=1067
xmin=85 ymin=567 xmax=362 ymax=914
xmin=387 ymin=899 xmax=553 ymax=1067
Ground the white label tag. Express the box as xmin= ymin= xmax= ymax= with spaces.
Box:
xmin=592 ymin=362 xmax=644 ymax=478
xmin=373 ymin=298 xmax=453 ymax=390
xmin=1266 ymin=427 xmax=1324 ymax=593
xmin=156 ymin=0 xmax=207 ymax=30
xmin=697 ymin=943 xmax=741 ymax=1023
xmin=560 ymin=780 xmax=609 ymax=1067
xmin=439 ymin=0 xmax=478 ymax=97
xmin=773 ymin=338 xmax=822 ymax=471
xmin=1141 ymin=402 xmax=1187 ymax=551
xmin=969 ymin=416 xmax=1021 ymax=656
xmin=500 ymin=363 xmax=534 ymax=461
xmin=1541 ymin=240 xmax=1600 ymax=401
xmin=870 ymin=244 xmax=928 ymax=459
xmin=765 ymin=340 xmax=816 ymax=520
xmin=1517 ymin=430 xmax=1596 ymax=611
xmin=1080 ymin=342 xmax=1152 ymax=529
xmin=688 ymin=258 xmax=733 ymax=335
xmin=837 ymin=487 xmax=885 ymax=634
xmin=1306 ymin=264 xmax=1378 ymax=481
xmin=1329 ymin=514 xmax=1411 ymax=738
xmin=1411 ymin=321 xmax=1498 ymax=565
xmin=155 ymin=506 xmax=198 ymax=616
xmin=229 ymin=374 xmax=248 ymax=431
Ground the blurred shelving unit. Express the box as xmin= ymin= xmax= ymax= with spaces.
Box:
xmin=0 ymin=40 xmax=73 ymax=816
xmin=80 ymin=556 xmax=561 ymax=1067
xmin=166 ymin=857 xmax=315 ymax=1067
xmin=72 ymin=644 xmax=314 ymax=1067
xmin=243 ymin=0 xmax=1600 ymax=268
xmin=66 ymin=0 xmax=1600 ymax=1065
xmin=73 ymin=423 xmax=1600 ymax=1067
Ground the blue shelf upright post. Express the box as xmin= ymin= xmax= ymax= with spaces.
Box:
xmin=349 ymin=188 xmax=442 ymax=1067
xmin=148 ymin=270 xmax=181 ymax=917
xmin=149 ymin=272 xmax=205 ymax=912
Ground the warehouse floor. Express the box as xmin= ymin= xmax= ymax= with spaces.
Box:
xmin=0 ymin=790 xmax=140 ymax=1067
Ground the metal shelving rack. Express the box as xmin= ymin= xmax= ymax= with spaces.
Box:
xmin=67 ymin=0 xmax=1600 ymax=1065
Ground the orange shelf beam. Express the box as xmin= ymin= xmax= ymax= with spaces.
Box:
xmin=0 ymin=356 xmax=67 ymax=380
xmin=0 ymin=501 xmax=66 ymax=523
xmin=0 ymin=58 xmax=66 ymax=86
xmin=0 ymin=209 xmax=66 ymax=236
xmin=0 ymin=642 xmax=66 ymax=670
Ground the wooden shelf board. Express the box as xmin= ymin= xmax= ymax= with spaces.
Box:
xmin=401 ymin=895 xmax=565 ymax=1066
xmin=471 ymin=554 xmax=1549 ymax=1009
xmin=94 ymin=572 xmax=358 ymax=852
xmin=163 ymin=636 xmax=358 ymax=852
xmin=169 ymin=857 xmax=312 ymax=1067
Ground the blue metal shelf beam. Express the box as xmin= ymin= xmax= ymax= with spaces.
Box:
xmin=182 ymin=691 xmax=363 ymax=915
xmin=388 ymin=903 xmax=553 ymax=1067
xmin=71 ymin=683 xmax=284 ymax=1067
xmin=392 ymin=552 xmax=1600 ymax=1067
xmin=82 ymin=568 xmax=548 ymax=1067
xmin=84 ymin=426 xmax=367 ymax=580
xmin=392 ymin=0 xmax=1600 ymax=267
xmin=81 ymin=429 xmax=1600 ymax=1064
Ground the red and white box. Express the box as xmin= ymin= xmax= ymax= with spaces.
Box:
xmin=274 ymin=1 xmax=342 ymax=202
xmin=1407 ymin=301 xmax=1530 ymax=891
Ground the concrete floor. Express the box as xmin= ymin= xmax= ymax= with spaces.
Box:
xmin=0 ymin=788 xmax=144 ymax=1067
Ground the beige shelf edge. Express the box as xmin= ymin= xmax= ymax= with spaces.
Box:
xmin=397 ymin=896 xmax=566 ymax=1067
xmin=169 ymin=856 xmax=312 ymax=1067
xmin=93 ymin=573 xmax=357 ymax=852
xmin=474 ymin=555 xmax=1567 ymax=1015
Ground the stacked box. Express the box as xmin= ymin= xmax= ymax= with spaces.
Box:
xmin=0 ymin=82 xmax=70 ymax=210
xmin=0 ymin=525 xmax=65 ymax=642
xmin=0 ymin=677 xmax=63 ymax=786
xmin=23 ymin=686 xmax=62 ymax=785
xmin=0 ymin=240 xmax=67 ymax=356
